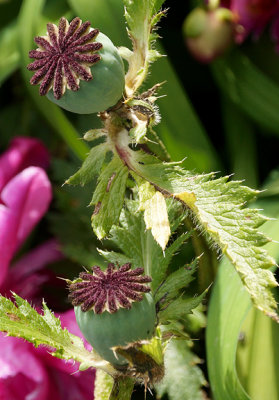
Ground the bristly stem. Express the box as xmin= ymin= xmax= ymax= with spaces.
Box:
xmin=110 ymin=377 xmax=135 ymax=400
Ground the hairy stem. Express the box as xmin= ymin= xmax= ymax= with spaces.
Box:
xmin=110 ymin=377 xmax=135 ymax=400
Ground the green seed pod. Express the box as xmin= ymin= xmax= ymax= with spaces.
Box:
xmin=69 ymin=263 xmax=157 ymax=366
xmin=75 ymin=293 xmax=156 ymax=365
xmin=28 ymin=17 xmax=125 ymax=114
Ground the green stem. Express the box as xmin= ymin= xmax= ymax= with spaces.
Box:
xmin=110 ymin=377 xmax=134 ymax=400
xmin=222 ymin=97 xmax=258 ymax=188
xmin=184 ymin=217 xmax=218 ymax=291
xmin=94 ymin=370 xmax=114 ymax=400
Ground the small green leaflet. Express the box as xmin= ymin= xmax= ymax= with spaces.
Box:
xmin=66 ymin=143 xmax=109 ymax=186
xmin=65 ymin=140 xmax=131 ymax=241
xmin=155 ymin=258 xmax=199 ymax=304
xmin=0 ymin=294 xmax=112 ymax=373
xmin=91 ymin=155 xmax=129 ymax=239
xmin=158 ymin=292 xmax=207 ymax=325
xmin=128 ymin=150 xmax=279 ymax=321
xmin=155 ymin=339 xmax=207 ymax=400
xmin=102 ymin=199 xmax=190 ymax=291
xmin=123 ymin=0 xmax=165 ymax=96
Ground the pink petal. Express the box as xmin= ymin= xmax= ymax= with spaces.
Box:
xmin=230 ymin=0 xmax=279 ymax=42
xmin=0 ymin=137 xmax=49 ymax=193
xmin=47 ymin=368 xmax=94 ymax=400
xmin=0 ymin=167 xmax=52 ymax=286
xmin=1 ymin=239 xmax=63 ymax=301
xmin=34 ymin=310 xmax=95 ymax=399
xmin=9 ymin=239 xmax=63 ymax=283
xmin=0 ymin=334 xmax=49 ymax=400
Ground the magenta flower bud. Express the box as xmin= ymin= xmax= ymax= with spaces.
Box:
xmin=183 ymin=7 xmax=234 ymax=63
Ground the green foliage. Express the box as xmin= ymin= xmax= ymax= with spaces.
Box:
xmin=156 ymin=339 xmax=206 ymax=400
xmin=102 ymin=198 xmax=190 ymax=291
xmin=212 ymin=49 xmax=279 ymax=136
xmin=206 ymin=198 xmax=279 ymax=400
xmin=237 ymin=308 xmax=279 ymax=400
xmin=91 ymin=155 xmax=129 ymax=239
xmin=207 ymin=258 xmax=253 ymax=400
xmin=158 ymin=292 xmax=207 ymax=325
xmin=94 ymin=370 xmax=115 ymax=400
xmin=128 ymin=149 xmax=278 ymax=321
xmin=222 ymin=97 xmax=258 ymax=187
xmin=0 ymin=293 xmax=111 ymax=372
xmin=123 ymin=0 xmax=165 ymax=95
xmin=94 ymin=370 xmax=134 ymax=400
xmin=66 ymin=142 xmax=109 ymax=186
xmin=1 ymin=1 xmax=278 ymax=399
xmin=67 ymin=0 xmax=221 ymax=173
xmin=155 ymin=258 xmax=199 ymax=305
xmin=0 ymin=22 xmax=19 ymax=86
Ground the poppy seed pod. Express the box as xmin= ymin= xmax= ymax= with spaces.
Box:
xmin=28 ymin=17 xmax=125 ymax=114
xmin=69 ymin=263 xmax=157 ymax=366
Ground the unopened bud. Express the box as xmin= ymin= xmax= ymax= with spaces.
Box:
xmin=183 ymin=7 xmax=234 ymax=63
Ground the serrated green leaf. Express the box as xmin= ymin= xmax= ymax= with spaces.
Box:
xmin=206 ymin=196 xmax=279 ymax=400
xmin=124 ymin=0 xmax=164 ymax=39
xmin=91 ymin=155 xmax=129 ymax=239
xmin=107 ymin=199 xmax=190 ymax=291
xmin=129 ymin=150 xmax=278 ymax=321
xmin=155 ymin=258 xmax=199 ymax=304
xmin=109 ymin=204 xmax=163 ymax=282
xmin=0 ymin=294 xmax=112 ymax=372
xmin=98 ymin=249 xmax=131 ymax=266
xmin=158 ymin=292 xmax=207 ymax=324
xmin=66 ymin=143 xmax=109 ymax=186
xmin=124 ymin=0 xmax=166 ymax=95
xmin=155 ymin=339 xmax=206 ymax=400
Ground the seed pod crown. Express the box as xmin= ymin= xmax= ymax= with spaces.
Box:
xmin=28 ymin=17 xmax=125 ymax=114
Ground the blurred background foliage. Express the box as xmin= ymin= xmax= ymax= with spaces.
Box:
xmin=1 ymin=0 xmax=279 ymax=399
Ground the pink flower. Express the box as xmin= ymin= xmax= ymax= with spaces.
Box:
xmin=0 ymin=166 xmax=53 ymax=288
xmin=0 ymin=137 xmax=95 ymax=400
xmin=218 ymin=0 xmax=279 ymax=43
xmin=0 ymin=136 xmax=49 ymax=192
xmin=0 ymin=310 xmax=95 ymax=400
